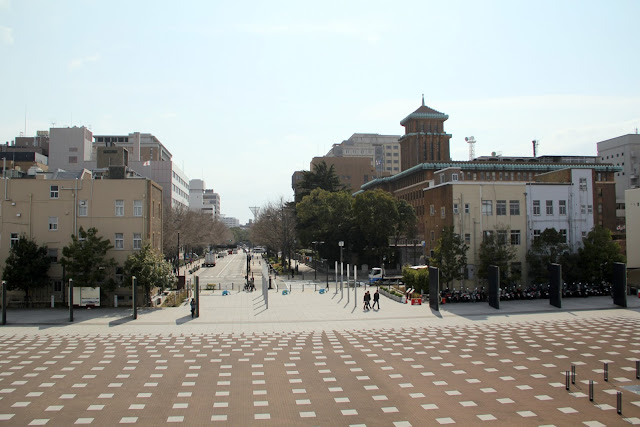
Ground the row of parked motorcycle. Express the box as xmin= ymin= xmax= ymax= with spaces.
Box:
xmin=439 ymin=282 xmax=612 ymax=303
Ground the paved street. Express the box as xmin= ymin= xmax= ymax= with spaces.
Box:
xmin=1 ymin=255 xmax=640 ymax=426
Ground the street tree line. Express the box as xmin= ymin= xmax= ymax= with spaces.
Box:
xmin=431 ymin=225 xmax=625 ymax=289
xmin=3 ymin=227 xmax=176 ymax=307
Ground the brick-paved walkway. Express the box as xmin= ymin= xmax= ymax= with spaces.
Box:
xmin=1 ymin=289 xmax=639 ymax=426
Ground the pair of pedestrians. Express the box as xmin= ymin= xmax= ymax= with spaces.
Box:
xmin=363 ymin=289 xmax=380 ymax=311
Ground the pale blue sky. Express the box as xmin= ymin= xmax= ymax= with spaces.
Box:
xmin=1 ymin=0 xmax=639 ymax=223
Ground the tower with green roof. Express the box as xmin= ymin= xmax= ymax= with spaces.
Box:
xmin=399 ymin=95 xmax=452 ymax=170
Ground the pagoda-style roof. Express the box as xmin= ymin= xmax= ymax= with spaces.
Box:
xmin=400 ymin=99 xmax=449 ymax=126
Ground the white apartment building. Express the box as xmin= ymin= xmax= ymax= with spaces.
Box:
xmin=220 ymin=215 xmax=240 ymax=228
xmin=525 ymin=169 xmax=595 ymax=251
xmin=189 ymin=179 xmax=220 ymax=220
xmin=46 ymin=127 xmax=189 ymax=210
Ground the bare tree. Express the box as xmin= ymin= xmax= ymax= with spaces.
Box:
xmin=250 ymin=198 xmax=296 ymax=270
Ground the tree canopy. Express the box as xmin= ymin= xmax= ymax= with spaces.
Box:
xmin=577 ymin=226 xmax=625 ymax=284
xmin=477 ymin=228 xmax=517 ymax=285
xmin=295 ymin=160 xmax=347 ymax=203
xmin=60 ymin=227 xmax=116 ymax=290
xmin=526 ymin=228 xmax=570 ymax=284
xmin=432 ymin=226 xmax=468 ymax=288
xmin=2 ymin=236 xmax=51 ymax=304
xmin=124 ymin=244 xmax=176 ymax=306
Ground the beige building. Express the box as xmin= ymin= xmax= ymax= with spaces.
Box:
xmin=626 ymin=187 xmax=640 ymax=287
xmin=0 ymin=170 xmax=163 ymax=304
xmin=423 ymin=173 xmax=528 ymax=288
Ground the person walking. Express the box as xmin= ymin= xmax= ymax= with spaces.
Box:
xmin=190 ymin=298 xmax=196 ymax=318
xmin=372 ymin=289 xmax=380 ymax=310
xmin=364 ymin=291 xmax=371 ymax=311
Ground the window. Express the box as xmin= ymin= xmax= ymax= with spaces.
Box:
xmin=497 ymin=230 xmax=508 ymax=244
xmin=559 ymin=229 xmax=567 ymax=243
xmin=10 ymin=233 xmax=18 ymax=247
xmin=533 ymin=229 xmax=541 ymax=240
xmin=53 ymin=280 xmax=62 ymax=292
xmin=559 ymin=200 xmax=567 ymax=215
xmin=134 ymin=200 xmax=143 ymax=217
xmin=533 ymin=200 xmax=541 ymax=215
xmin=48 ymin=248 xmax=58 ymax=262
xmin=464 ymin=233 xmax=470 ymax=244
xmin=483 ymin=230 xmax=494 ymax=241
xmin=464 ymin=203 xmax=470 ymax=214
xmin=430 ymin=205 xmax=435 ymax=216
xmin=133 ymin=233 xmax=142 ymax=250
xmin=115 ymin=267 xmax=124 ymax=284
xmin=579 ymin=177 xmax=587 ymax=191
xmin=115 ymin=200 xmax=124 ymax=217
xmin=546 ymin=200 xmax=553 ymax=215
xmin=78 ymin=200 xmax=88 ymax=216
xmin=441 ymin=207 xmax=446 ymax=218
xmin=115 ymin=233 xmax=124 ymax=249
xmin=496 ymin=200 xmax=507 ymax=216
xmin=48 ymin=217 xmax=58 ymax=231
xmin=430 ymin=231 xmax=435 ymax=241
xmin=452 ymin=173 xmax=458 ymax=181
xmin=482 ymin=200 xmax=493 ymax=216
xmin=453 ymin=203 xmax=459 ymax=214
xmin=588 ymin=205 xmax=593 ymax=214
xmin=581 ymin=204 xmax=586 ymax=214
xmin=50 ymin=185 xmax=59 ymax=199
xmin=597 ymin=204 xmax=602 ymax=213
xmin=509 ymin=200 xmax=520 ymax=215
xmin=510 ymin=230 xmax=521 ymax=245
xmin=69 ymin=156 xmax=78 ymax=164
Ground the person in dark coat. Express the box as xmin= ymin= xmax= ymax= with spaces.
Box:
xmin=190 ymin=298 xmax=196 ymax=318
xmin=372 ymin=289 xmax=380 ymax=309
xmin=364 ymin=291 xmax=371 ymax=311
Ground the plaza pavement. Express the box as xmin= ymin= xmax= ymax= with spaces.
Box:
xmin=1 ymin=275 xmax=640 ymax=426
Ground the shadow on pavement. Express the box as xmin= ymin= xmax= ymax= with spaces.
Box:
xmin=175 ymin=314 xmax=196 ymax=325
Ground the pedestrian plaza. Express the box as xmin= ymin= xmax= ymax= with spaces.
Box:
xmin=1 ymin=284 xmax=640 ymax=426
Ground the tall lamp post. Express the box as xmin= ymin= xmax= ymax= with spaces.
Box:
xmin=312 ymin=241 xmax=324 ymax=281
xmin=339 ymin=241 xmax=344 ymax=296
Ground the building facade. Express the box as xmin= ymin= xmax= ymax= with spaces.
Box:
xmin=326 ymin=133 xmax=401 ymax=175
xmin=0 ymin=170 xmax=163 ymax=304
xmin=189 ymin=179 xmax=220 ymax=220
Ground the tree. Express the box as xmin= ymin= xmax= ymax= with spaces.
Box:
xmin=352 ymin=189 xmax=399 ymax=266
xmin=577 ymin=226 xmax=625 ymax=284
xmin=60 ymin=227 xmax=117 ymax=289
xmin=295 ymin=160 xmax=346 ymax=203
xmin=295 ymin=189 xmax=354 ymax=264
xmin=432 ymin=227 xmax=468 ymax=288
xmin=401 ymin=265 xmax=429 ymax=293
xmin=2 ymin=236 xmax=52 ymax=305
xmin=477 ymin=229 xmax=517 ymax=285
xmin=250 ymin=198 xmax=297 ymax=268
xmin=526 ymin=228 xmax=570 ymax=284
xmin=124 ymin=244 xmax=176 ymax=306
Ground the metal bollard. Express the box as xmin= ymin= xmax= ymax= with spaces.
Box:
xmin=565 ymin=370 xmax=570 ymax=391
xmin=589 ymin=380 xmax=594 ymax=402
xmin=617 ymin=391 xmax=622 ymax=415
xmin=302 ymin=283 xmax=304 ymax=292
xmin=571 ymin=364 xmax=576 ymax=384
xmin=636 ymin=360 xmax=639 ymax=380
xmin=604 ymin=362 xmax=609 ymax=382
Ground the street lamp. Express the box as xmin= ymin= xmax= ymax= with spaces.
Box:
xmin=312 ymin=241 xmax=324 ymax=281
xmin=339 ymin=241 xmax=344 ymax=296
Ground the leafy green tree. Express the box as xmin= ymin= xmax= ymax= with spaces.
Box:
xmin=352 ymin=189 xmax=399 ymax=266
xmin=477 ymin=229 xmax=517 ymax=285
xmin=401 ymin=265 xmax=429 ymax=293
xmin=60 ymin=227 xmax=117 ymax=289
xmin=432 ymin=227 xmax=468 ymax=288
xmin=295 ymin=189 xmax=354 ymax=263
xmin=124 ymin=244 xmax=176 ymax=306
xmin=295 ymin=160 xmax=346 ymax=203
xmin=2 ymin=236 xmax=52 ymax=305
xmin=577 ymin=226 xmax=625 ymax=284
xmin=526 ymin=228 xmax=570 ymax=284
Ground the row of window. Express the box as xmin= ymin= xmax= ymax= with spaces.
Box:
xmin=14 ymin=231 xmax=144 ymax=253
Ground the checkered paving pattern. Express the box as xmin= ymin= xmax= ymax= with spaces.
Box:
xmin=1 ymin=315 xmax=639 ymax=425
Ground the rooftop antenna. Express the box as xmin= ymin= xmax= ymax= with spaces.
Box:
xmin=532 ymin=139 xmax=539 ymax=157
xmin=249 ymin=206 xmax=260 ymax=221
xmin=465 ymin=136 xmax=476 ymax=161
